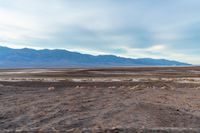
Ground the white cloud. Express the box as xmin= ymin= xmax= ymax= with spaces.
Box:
xmin=147 ymin=44 xmax=166 ymax=51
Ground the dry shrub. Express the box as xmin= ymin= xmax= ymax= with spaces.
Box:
xmin=130 ymin=84 xmax=146 ymax=91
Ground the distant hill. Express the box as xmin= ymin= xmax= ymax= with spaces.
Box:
xmin=0 ymin=46 xmax=191 ymax=68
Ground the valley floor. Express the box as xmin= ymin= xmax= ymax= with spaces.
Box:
xmin=1 ymin=67 xmax=200 ymax=132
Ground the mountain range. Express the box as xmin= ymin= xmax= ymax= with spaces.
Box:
xmin=0 ymin=46 xmax=190 ymax=68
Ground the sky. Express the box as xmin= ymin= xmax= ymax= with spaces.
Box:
xmin=0 ymin=0 xmax=199 ymax=64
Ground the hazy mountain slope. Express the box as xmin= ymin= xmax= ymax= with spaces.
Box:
xmin=0 ymin=46 xmax=190 ymax=68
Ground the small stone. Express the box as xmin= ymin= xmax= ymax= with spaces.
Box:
xmin=75 ymin=86 xmax=80 ymax=88
xmin=48 ymin=86 xmax=55 ymax=91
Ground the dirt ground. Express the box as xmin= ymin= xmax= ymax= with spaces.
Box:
xmin=1 ymin=67 xmax=200 ymax=132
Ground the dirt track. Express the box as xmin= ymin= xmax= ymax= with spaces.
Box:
xmin=1 ymin=67 xmax=200 ymax=132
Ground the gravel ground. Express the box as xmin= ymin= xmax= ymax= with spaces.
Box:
xmin=0 ymin=67 xmax=200 ymax=132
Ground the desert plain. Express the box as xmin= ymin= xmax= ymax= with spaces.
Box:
xmin=1 ymin=67 xmax=200 ymax=132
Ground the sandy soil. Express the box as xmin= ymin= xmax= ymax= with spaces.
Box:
xmin=1 ymin=67 xmax=200 ymax=132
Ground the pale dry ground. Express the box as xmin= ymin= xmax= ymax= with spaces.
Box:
xmin=0 ymin=67 xmax=200 ymax=132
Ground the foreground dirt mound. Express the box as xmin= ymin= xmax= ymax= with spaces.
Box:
xmin=1 ymin=67 xmax=200 ymax=132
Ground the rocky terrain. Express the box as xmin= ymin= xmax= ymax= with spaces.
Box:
xmin=1 ymin=67 xmax=200 ymax=132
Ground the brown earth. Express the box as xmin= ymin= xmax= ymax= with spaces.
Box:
xmin=1 ymin=67 xmax=200 ymax=132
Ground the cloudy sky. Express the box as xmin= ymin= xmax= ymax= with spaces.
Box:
xmin=0 ymin=0 xmax=199 ymax=64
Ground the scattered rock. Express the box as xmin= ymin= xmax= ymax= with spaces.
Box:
xmin=161 ymin=86 xmax=166 ymax=90
xmin=108 ymin=86 xmax=116 ymax=89
xmin=48 ymin=86 xmax=55 ymax=91
xmin=160 ymin=84 xmax=174 ymax=90
xmin=75 ymin=86 xmax=80 ymax=88
xmin=75 ymin=85 xmax=85 ymax=89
